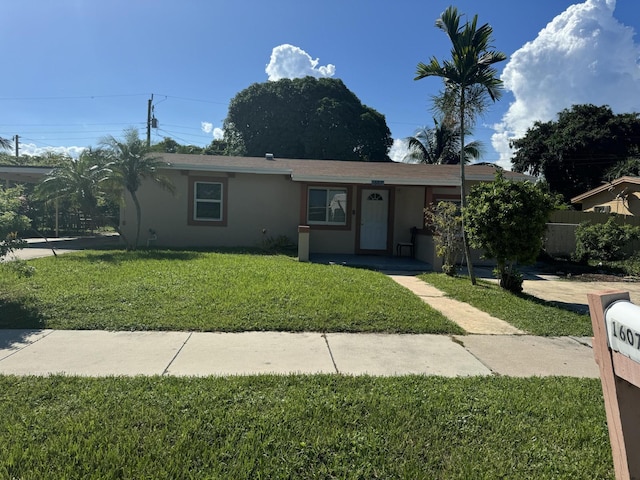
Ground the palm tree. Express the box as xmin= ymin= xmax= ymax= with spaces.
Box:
xmin=415 ymin=6 xmax=506 ymax=284
xmin=36 ymin=150 xmax=111 ymax=230
xmin=606 ymin=157 xmax=640 ymax=181
xmin=99 ymin=128 xmax=174 ymax=249
xmin=0 ymin=137 xmax=11 ymax=150
xmin=404 ymin=118 xmax=483 ymax=164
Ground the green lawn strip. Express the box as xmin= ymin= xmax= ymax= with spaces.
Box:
xmin=0 ymin=375 xmax=612 ymax=479
xmin=0 ymin=250 xmax=461 ymax=334
xmin=419 ymin=273 xmax=592 ymax=336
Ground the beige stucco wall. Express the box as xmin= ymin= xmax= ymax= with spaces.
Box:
xmin=581 ymin=189 xmax=640 ymax=216
xmin=392 ymin=186 xmax=426 ymax=249
xmin=120 ymin=170 xmax=301 ymax=248
xmin=121 ymin=171 xmax=487 ymax=261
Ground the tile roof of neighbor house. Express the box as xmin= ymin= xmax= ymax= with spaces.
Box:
xmin=571 ymin=176 xmax=640 ymax=204
xmin=159 ymin=153 xmax=529 ymax=187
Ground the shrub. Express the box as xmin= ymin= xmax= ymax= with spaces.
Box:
xmin=465 ymin=172 xmax=557 ymax=293
xmin=574 ymin=217 xmax=640 ymax=262
xmin=0 ymin=185 xmax=31 ymax=258
xmin=425 ymin=201 xmax=463 ymax=276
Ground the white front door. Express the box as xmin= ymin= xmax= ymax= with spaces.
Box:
xmin=359 ymin=189 xmax=389 ymax=251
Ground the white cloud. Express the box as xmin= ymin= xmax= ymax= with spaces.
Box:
xmin=492 ymin=0 xmax=640 ymax=169
xmin=389 ymin=138 xmax=410 ymax=163
xmin=20 ymin=143 xmax=85 ymax=158
xmin=388 ymin=138 xmax=425 ymax=164
xmin=265 ymin=44 xmax=336 ymax=81
xmin=201 ymin=122 xmax=224 ymax=140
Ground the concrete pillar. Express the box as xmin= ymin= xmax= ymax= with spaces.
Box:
xmin=298 ymin=225 xmax=310 ymax=262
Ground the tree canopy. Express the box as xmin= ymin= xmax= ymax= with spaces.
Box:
xmin=465 ymin=172 xmax=558 ymax=292
xmin=0 ymin=184 xmax=31 ymax=258
xmin=98 ymin=128 xmax=174 ymax=249
xmin=223 ymin=77 xmax=393 ymax=161
xmin=149 ymin=137 xmax=229 ymax=156
xmin=510 ymin=104 xmax=640 ymax=202
xmin=404 ymin=119 xmax=482 ymax=164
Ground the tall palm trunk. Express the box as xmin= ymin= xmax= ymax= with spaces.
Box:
xmin=130 ymin=189 xmax=142 ymax=250
xmin=459 ymin=88 xmax=476 ymax=285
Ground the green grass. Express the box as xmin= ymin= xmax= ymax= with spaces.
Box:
xmin=420 ymin=273 xmax=592 ymax=336
xmin=0 ymin=250 xmax=461 ymax=334
xmin=0 ymin=375 xmax=612 ymax=479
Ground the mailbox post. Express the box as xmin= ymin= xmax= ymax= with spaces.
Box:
xmin=588 ymin=291 xmax=640 ymax=480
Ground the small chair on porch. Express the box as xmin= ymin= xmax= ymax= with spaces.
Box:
xmin=396 ymin=227 xmax=418 ymax=258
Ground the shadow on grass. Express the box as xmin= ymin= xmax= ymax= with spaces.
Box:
xmin=0 ymin=300 xmax=46 ymax=336
xmin=63 ymin=250 xmax=207 ymax=264
xmin=472 ymin=278 xmax=589 ymax=315
xmin=517 ymin=291 xmax=589 ymax=315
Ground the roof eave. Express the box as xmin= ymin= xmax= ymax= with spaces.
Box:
xmin=164 ymin=163 xmax=292 ymax=176
xmin=291 ymin=174 xmax=461 ymax=186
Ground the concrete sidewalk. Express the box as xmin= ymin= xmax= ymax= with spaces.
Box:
xmin=0 ymin=329 xmax=598 ymax=378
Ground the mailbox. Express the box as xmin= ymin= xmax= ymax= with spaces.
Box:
xmin=605 ymin=300 xmax=640 ymax=364
xmin=589 ymin=291 xmax=640 ymax=480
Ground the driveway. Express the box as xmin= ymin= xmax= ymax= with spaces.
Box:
xmin=4 ymin=234 xmax=121 ymax=261
xmin=473 ymin=266 xmax=640 ymax=314
xmin=521 ymin=275 xmax=640 ymax=314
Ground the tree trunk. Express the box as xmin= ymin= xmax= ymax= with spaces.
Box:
xmin=459 ymin=89 xmax=477 ymax=285
xmin=130 ymin=189 xmax=142 ymax=250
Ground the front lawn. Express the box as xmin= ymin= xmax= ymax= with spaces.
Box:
xmin=0 ymin=250 xmax=461 ymax=334
xmin=0 ymin=375 xmax=612 ymax=479
xmin=420 ymin=273 xmax=592 ymax=336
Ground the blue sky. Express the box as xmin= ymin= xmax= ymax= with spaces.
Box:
xmin=2 ymin=0 xmax=640 ymax=167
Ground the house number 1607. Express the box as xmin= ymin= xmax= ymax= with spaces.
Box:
xmin=611 ymin=321 xmax=640 ymax=349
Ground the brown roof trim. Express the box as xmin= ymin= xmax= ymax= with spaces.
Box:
xmin=571 ymin=176 xmax=640 ymax=204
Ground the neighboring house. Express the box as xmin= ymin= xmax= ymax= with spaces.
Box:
xmin=117 ymin=154 xmax=528 ymax=264
xmin=0 ymin=165 xmax=53 ymax=186
xmin=571 ymin=176 xmax=640 ymax=216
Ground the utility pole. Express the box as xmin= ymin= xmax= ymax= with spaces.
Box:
xmin=13 ymin=135 xmax=18 ymax=158
xmin=146 ymin=94 xmax=153 ymax=147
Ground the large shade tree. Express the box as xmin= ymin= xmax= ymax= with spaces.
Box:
xmin=224 ymin=76 xmax=393 ymax=161
xmin=99 ymin=128 xmax=174 ymax=249
xmin=415 ymin=6 xmax=506 ymax=284
xmin=510 ymin=104 xmax=640 ymax=202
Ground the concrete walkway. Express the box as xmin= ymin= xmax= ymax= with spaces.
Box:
xmin=0 ymin=329 xmax=598 ymax=378
xmin=388 ymin=274 xmax=524 ymax=334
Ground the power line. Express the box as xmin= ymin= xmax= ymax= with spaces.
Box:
xmin=0 ymin=93 xmax=149 ymax=101
xmin=155 ymin=128 xmax=210 ymax=146
xmin=155 ymin=94 xmax=229 ymax=106
xmin=0 ymin=122 xmax=145 ymax=127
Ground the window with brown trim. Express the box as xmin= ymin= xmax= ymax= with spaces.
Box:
xmin=307 ymin=187 xmax=348 ymax=225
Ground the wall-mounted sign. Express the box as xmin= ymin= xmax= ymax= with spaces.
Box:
xmin=371 ymin=180 xmax=384 ymax=186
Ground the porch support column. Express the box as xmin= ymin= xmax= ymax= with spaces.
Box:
xmin=298 ymin=225 xmax=310 ymax=262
